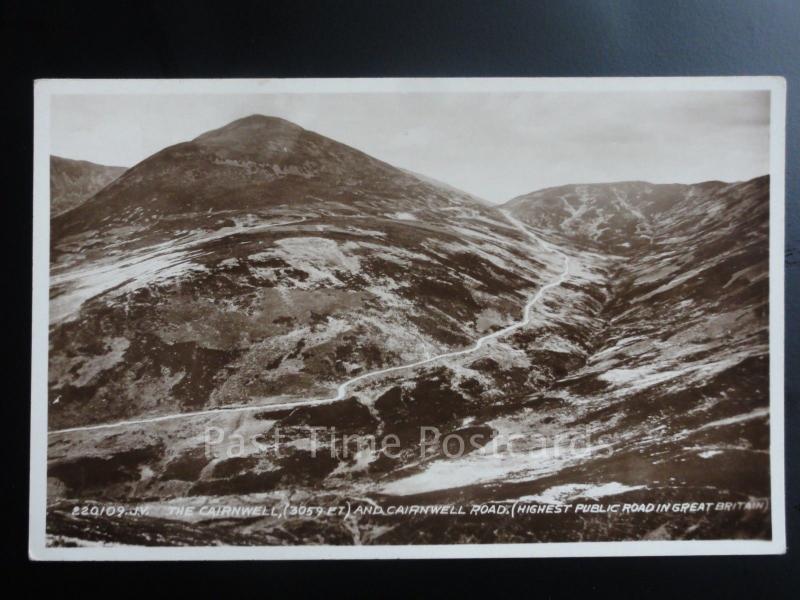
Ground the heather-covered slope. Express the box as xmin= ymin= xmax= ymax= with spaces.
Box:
xmin=504 ymin=180 xmax=738 ymax=254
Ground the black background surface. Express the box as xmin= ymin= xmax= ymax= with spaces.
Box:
xmin=2 ymin=0 xmax=797 ymax=596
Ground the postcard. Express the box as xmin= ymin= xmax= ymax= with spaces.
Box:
xmin=30 ymin=77 xmax=786 ymax=559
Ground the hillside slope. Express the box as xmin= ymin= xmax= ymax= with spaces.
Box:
xmin=49 ymin=155 xmax=126 ymax=216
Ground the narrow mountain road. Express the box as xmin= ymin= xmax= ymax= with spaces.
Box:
xmin=330 ymin=211 xmax=569 ymax=400
xmin=49 ymin=211 xmax=570 ymax=436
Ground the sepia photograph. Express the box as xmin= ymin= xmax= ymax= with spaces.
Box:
xmin=29 ymin=77 xmax=785 ymax=559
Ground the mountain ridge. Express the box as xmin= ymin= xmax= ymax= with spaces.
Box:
xmin=49 ymin=155 xmax=127 ymax=216
xmin=501 ymin=176 xmax=768 ymax=254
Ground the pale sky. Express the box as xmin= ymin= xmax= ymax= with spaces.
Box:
xmin=51 ymin=90 xmax=769 ymax=203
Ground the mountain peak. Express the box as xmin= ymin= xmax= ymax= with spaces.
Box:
xmin=193 ymin=114 xmax=305 ymax=145
xmin=52 ymin=113 xmax=494 ymax=239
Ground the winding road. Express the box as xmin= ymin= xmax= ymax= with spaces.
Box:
xmin=49 ymin=211 xmax=570 ymax=436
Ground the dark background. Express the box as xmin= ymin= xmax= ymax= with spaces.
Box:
xmin=2 ymin=0 xmax=797 ymax=596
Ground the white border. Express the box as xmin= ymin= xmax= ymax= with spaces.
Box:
xmin=30 ymin=77 xmax=787 ymax=560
